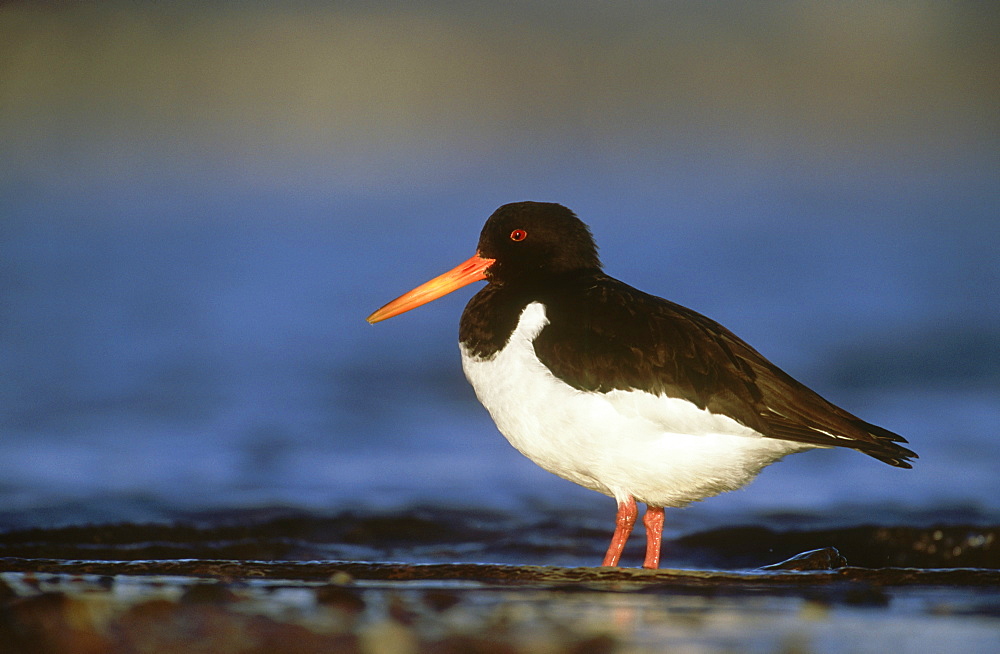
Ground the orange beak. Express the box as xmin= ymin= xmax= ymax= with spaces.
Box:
xmin=366 ymin=254 xmax=495 ymax=324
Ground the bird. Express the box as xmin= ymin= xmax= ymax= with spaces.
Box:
xmin=366 ymin=201 xmax=916 ymax=569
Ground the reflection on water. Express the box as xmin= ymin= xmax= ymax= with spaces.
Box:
xmin=3 ymin=564 xmax=998 ymax=654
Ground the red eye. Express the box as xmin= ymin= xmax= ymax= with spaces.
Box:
xmin=510 ymin=229 xmax=527 ymax=242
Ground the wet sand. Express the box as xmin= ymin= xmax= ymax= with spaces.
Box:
xmin=1 ymin=510 xmax=996 ymax=568
xmin=3 ymin=557 xmax=998 ymax=653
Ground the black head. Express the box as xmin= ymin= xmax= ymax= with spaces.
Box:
xmin=367 ymin=201 xmax=599 ymax=324
xmin=477 ymin=202 xmax=602 ymax=283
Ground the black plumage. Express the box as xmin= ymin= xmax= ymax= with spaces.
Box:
xmin=459 ymin=202 xmax=916 ymax=468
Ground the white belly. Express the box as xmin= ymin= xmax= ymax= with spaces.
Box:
xmin=460 ymin=302 xmax=814 ymax=507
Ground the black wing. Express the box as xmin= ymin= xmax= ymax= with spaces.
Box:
xmin=532 ymin=273 xmax=916 ymax=468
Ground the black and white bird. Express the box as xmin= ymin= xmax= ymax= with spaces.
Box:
xmin=367 ymin=201 xmax=916 ymax=569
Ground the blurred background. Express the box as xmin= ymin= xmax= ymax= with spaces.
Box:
xmin=2 ymin=2 xmax=998 ymax=540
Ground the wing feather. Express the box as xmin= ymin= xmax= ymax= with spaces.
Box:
xmin=533 ymin=273 xmax=916 ymax=467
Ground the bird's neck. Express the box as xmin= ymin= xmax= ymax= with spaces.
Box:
xmin=458 ymin=269 xmax=602 ymax=359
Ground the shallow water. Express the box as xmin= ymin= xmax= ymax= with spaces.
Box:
xmin=3 ymin=561 xmax=999 ymax=654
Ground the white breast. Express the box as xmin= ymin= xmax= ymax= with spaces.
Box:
xmin=460 ymin=302 xmax=815 ymax=508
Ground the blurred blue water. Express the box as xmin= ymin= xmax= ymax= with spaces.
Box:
xmin=2 ymin=2 xmax=998 ymax=539
xmin=2 ymin=159 xmax=998 ymax=533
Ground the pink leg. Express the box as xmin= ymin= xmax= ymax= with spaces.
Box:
xmin=642 ymin=506 xmax=665 ymax=569
xmin=601 ymin=496 xmax=637 ymax=567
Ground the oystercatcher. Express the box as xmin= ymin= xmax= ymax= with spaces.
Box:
xmin=367 ymin=202 xmax=916 ymax=569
